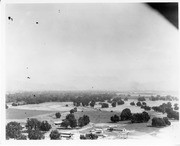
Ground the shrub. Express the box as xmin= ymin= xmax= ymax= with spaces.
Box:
xmin=111 ymin=102 xmax=116 ymax=107
xmin=50 ymin=130 xmax=61 ymax=140
xmin=6 ymin=104 xmax=8 ymax=109
xmin=40 ymin=121 xmax=51 ymax=131
xmin=120 ymin=108 xmax=132 ymax=121
xmin=26 ymin=118 xmax=41 ymax=130
xmin=6 ymin=121 xmax=23 ymax=139
xmin=136 ymin=101 xmax=142 ymax=107
xmin=110 ymin=114 xmax=120 ymax=123
xmin=101 ymin=103 xmax=109 ymax=108
xmin=28 ymin=129 xmax=44 ymax=140
xmin=130 ymin=102 xmax=135 ymax=106
xmin=151 ymin=117 xmax=167 ymax=127
xmin=55 ymin=112 xmax=61 ymax=118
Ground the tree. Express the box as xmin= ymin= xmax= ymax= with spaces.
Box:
xmin=101 ymin=103 xmax=109 ymax=108
xmin=174 ymin=103 xmax=179 ymax=110
xmin=61 ymin=119 xmax=70 ymax=128
xmin=120 ymin=108 xmax=132 ymax=121
xmin=124 ymin=97 xmax=128 ymax=101
xmin=16 ymin=134 xmax=27 ymax=140
xmin=6 ymin=122 xmax=23 ymax=139
xmin=111 ymin=102 xmax=116 ymax=107
xmin=167 ymin=110 xmax=179 ymax=120
xmin=163 ymin=117 xmax=171 ymax=125
xmin=55 ymin=112 xmax=61 ymax=118
xmin=66 ymin=113 xmax=77 ymax=128
xmin=90 ymin=100 xmax=96 ymax=107
xmin=130 ymin=102 xmax=135 ymax=106
xmin=78 ymin=115 xmax=90 ymax=127
xmin=70 ymin=109 xmax=75 ymax=114
xmin=151 ymin=117 xmax=167 ymax=127
xmin=131 ymin=112 xmax=150 ymax=123
xmin=28 ymin=129 xmax=45 ymax=140
xmin=26 ymin=118 xmax=41 ymax=131
xmin=110 ymin=114 xmax=120 ymax=123
xmin=6 ymin=104 xmax=8 ymax=109
xmin=40 ymin=121 xmax=51 ymax=131
xmin=138 ymin=97 xmax=146 ymax=101
xmin=50 ymin=130 xmax=61 ymax=140
xmin=142 ymin=102 xmax=146 ymax=106
xmin=136 ymin=101 xmax=142 ymax=107
xmin=117 ymin=100 xmax=124 ymax=105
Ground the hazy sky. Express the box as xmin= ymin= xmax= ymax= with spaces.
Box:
xmin=5 ymin=3 xmax=179 ymax=92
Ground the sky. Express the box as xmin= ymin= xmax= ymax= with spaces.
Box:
xmin=5 ymin=3 xmax=179 ymax=92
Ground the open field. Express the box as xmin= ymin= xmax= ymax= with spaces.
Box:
xmin=6 ymin=98 xmax=179 ymax=141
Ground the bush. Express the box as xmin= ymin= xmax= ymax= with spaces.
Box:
xmin=131 ymin=112 xmax=150 ymax=123
xmin=55 ymin=112 xmax=61 ymax=118
xmin=111 ymin=102 xmax=116 ymax=107
xmin=101 ymin=103 xmax=109 ymax=108
xmin=151 ymin=117 xmax=167 ymax=127
xmin=50 ymin=130 xmax=61 ymax=140
xmin=110 ymin=114 xmax=120 ymax=123
xmin=26 ymin=118 xmax=41 ymax=130
xmin=28 ymin=129 xmax=44 ymax=140
xmin=40 ymin=121 xmax=51 ymax=131
xmin=6 ymin=122 xmax=23 ymax=139
xmin=78 ymin=115 xmax=90 ymax=127
xmin=6 ymin=104 xmax=8 ymax=109
xmin=120 ymin=108 xmax=132 ymax=121
xmin=130 ymin=102 xmax=135 ymax=106
xmin=136 ymin=101 xmax=142 ymax=107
